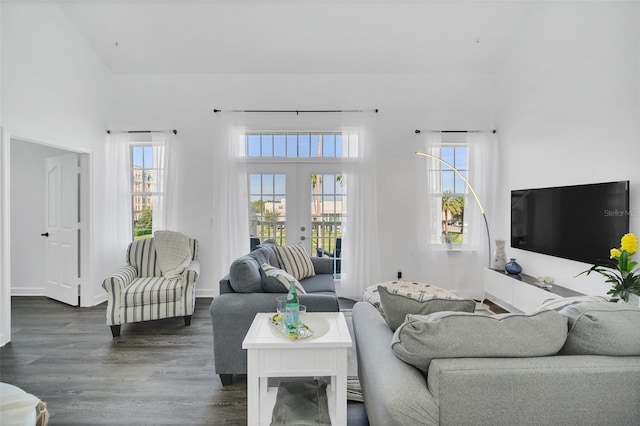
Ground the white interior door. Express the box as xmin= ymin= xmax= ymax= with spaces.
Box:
xmin=44 ymin=153 xmax=79 ymax=306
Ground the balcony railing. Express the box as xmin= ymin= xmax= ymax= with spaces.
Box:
xmin=250 ymin=219 xmax=342 ymax=265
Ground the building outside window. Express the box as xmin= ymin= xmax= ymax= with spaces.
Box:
xmin=131 ymin=145 xmax=162 ymax=240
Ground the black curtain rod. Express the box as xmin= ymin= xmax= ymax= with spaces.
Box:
xmin=213 ymin=108 xmax=378 ymax=115
xmin=106 ymin=129 xmax=177 ymax=135
xmin=415 ymin=129 xmax=496 ymax=134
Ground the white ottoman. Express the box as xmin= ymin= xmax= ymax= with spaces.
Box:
xmin=363 ymin=280 xmax=459 ymax=311
xmin=0 ymin=382 xmax=48 ymax=426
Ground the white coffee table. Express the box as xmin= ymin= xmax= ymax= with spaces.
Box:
xmin=242 ymin=312 xmax=352 ymax=426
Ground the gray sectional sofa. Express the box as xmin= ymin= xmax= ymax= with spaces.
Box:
xmin=353 ymin=299 xmax=640 ymax=426
xmin=209 ymin=242 xmax=339 ymax=385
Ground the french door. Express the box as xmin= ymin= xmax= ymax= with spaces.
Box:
xmin=248 ymin=162 xmax=344 ymax=261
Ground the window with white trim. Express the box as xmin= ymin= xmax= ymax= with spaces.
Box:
xmin=430 ymin=144 xmax=469 ymax=245
xmin=130 ymin=145 xmax=162 ymax=240
xmin=245 ymin=132 xmax=347 ymax=268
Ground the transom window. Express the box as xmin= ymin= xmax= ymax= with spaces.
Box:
xmin=246 ymin=131 xmax=356 ymax=158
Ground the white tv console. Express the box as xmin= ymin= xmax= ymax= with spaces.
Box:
xmin=483 ymin=268 xmax=584 ymax=313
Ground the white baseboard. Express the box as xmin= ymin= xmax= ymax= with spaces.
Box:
xmin=196 ymin=289 xmax=216 ymax=298
xmin=12 ymin=288 xmax=215 ymax=300
xmin=11 ymin=287 xmax=44 ymax=296
xmin=85 ymin=292 xmax=107 ymax=307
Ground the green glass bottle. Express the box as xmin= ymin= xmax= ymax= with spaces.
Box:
xmin=285 ymin=281 xmax=300 ymax=334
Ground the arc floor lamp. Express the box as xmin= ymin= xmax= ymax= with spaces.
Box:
xmin=415 ymin=151 xmax=492 ymax=268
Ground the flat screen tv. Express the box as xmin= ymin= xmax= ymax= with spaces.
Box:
xmin=511 ymin=181 xmax=630 ymax=265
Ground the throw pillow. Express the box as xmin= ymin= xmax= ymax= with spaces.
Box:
xmin=248 ymin=247 xmax=272 ymax=267
xmin=260 ymin=263 xmax=307 ymax=294
xmin=391 ymin=310 xmax=568 ymax=373
xmin=536 ymin=295 xmax=610 ymax=312
xmin=256 ymin=239 xmax=280 ymax=266
xmin=558 ymin=302 xmax=640 ymax=356
xmin=377 ymin=285 xmax=476 ymax=331
xmin=273 ymin=243 xmax=316 ymax=281
xmin=229 ymin=256 xmax=263 ymax=293
xmin=153 ymin=231 xmax=192 ymax=279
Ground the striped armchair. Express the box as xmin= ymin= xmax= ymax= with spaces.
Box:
xmin=102 ymin=236 xmax=200 ymax=337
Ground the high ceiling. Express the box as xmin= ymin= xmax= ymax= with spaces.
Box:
xmin=56 ymin=0 xmax=537 ymax=74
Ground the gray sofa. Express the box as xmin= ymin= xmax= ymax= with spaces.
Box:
xmin=353 ymin=300 xmax=640 ymax=426
xmin=209 ymin=243 xmax=339 ymax=385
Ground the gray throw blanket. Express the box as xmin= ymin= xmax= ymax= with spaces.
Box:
xmin=270 ymin=380 xmax=331 ymax=426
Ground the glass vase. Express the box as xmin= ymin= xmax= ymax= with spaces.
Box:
xmin=505 ymin=258 xmax=522 ymax=275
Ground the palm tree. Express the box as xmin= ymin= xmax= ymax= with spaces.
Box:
xmin=311 ymin=174 xmax=323 ymax=215
xmin=442 ymin=195 xmax=464 ymax=235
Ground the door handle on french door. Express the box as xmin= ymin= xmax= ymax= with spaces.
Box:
xmin=41 ymin=232 xmax=49 ymax=237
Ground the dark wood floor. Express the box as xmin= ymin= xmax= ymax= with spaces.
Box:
xmin=1 ymin=297 xmax=368 ymax=425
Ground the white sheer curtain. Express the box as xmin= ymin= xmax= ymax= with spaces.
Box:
xmin=152 ymin=130 xmax=178 ymax=231
xmin=416 ymin=132 xmax=452 ymax=288
xmin=211 ymin=113 xmax=250 ymax=289
xmin=104 ymin=132 xmax=133 ymax=254
xmin=416 ymin=131 xmax=497 ymax=299
xmin=467 ymin=131 xmax=499 ymax=272
xmin=340 ymin=112 xmax=381 ymax=300
xmin=417 ymin=132 xmax=444 ymax=249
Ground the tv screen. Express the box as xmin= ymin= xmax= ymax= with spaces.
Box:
xmin=511 ymin=181 xmax=630 ymax=265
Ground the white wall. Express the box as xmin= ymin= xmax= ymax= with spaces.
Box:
xmin=112 ymin=73 xmax=495 ymax=297
xmin=1 ymin=1 xmax=114 ymax=310
xmin=0 ymin=2 xmax=8 ymax=347
xmin=5 ymin=0 xmax=636 ymax=313
xmin=495 ymin=1 xmax=640 ymax=297
xmin=10 ymin=140 xmax=71 ymax=294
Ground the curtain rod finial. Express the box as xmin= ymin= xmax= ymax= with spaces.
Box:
xmin=415 ymin=129 xmax=421 ymax=134
xmin=213 ymin=109 xmax=221 ymax=113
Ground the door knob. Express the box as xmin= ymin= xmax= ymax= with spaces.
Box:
xmin=41 ymin=232 xmax=49 ymax=237
xmin=300 ymin=226 xmax=306 ymax=232
xmin=300 ymin=236 xmax=306 ymax=241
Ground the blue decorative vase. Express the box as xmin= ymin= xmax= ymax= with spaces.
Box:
xmin=505 ymin=258 xmax=522 ymax=275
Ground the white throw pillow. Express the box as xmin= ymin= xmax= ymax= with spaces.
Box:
xmin=273 ymin=243 xmax=316 ymax=281
xmin=153 ymin=231 xmax=192 ymax=279
xmin=260 ymin=264 xmax=307 ymax=294
xmin=536 ymin=295 xmax=609 ymax=311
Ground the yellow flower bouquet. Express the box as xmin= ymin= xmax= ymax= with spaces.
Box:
xmin=579 ymin=233 xmax=640 ymax=302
